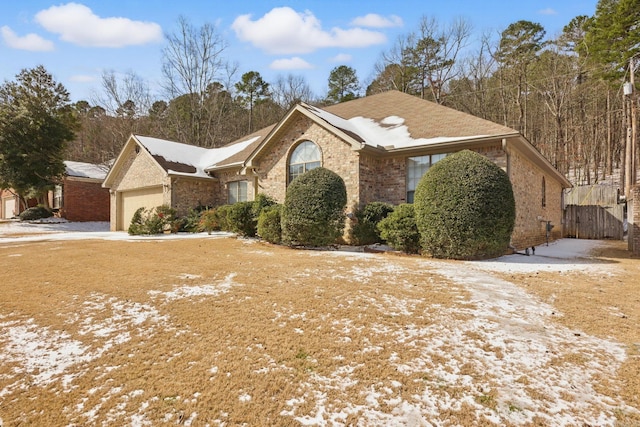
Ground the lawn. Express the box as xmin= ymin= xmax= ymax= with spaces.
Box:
xmin=0 ymin=223 xmax=639 ymax=426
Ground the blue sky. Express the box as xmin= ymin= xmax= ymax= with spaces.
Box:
xmin=1 ymin=1 xmax=599 ymax=103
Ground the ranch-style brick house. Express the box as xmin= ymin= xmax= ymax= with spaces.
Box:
xmin=2 ymin=160 xmax=110 ymax=222
xmin=103 ymin=90 xmax=571 ymax=249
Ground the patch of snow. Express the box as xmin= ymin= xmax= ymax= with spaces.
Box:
xmin=303 ymin=104 xmax=490 ymax=150
xmin=136 ymin=134 xmax=258 ymax=178
xmin=469 ymin=239 xmax=608 ymax=274
xmin=0 ymin=220 xmax=233 ymax=243
xmin=381 ymin=115 xmax=405 ymax=126
xmin=148 ymin=273 xmax=238 ymax=301
xmin=64 ymin=160 xmax=109 ymax=180
xmin=0 ymin=318 xmax=91 ymax=391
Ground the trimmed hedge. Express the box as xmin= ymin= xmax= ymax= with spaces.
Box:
xmin=350 ymin=201 xmax=394 ymax=245
xmin=414 ymin=149 xmax=515 ymax=260
xmin=19 ymin=206 xmax=53 ymax=221
xmin=128 ymin=205 xmax=178 ymax=235
xmin=377 ymin=203 xmax=421 ymax=254
xmin=227 ymin=201 xmax=256 ymax=237
xmin=257 ymin=204 xmax=282 ymax=244
xmin=282 ymin=167 xmax=347 ymax=246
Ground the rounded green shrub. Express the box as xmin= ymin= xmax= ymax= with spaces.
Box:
xmin=414 ymin=149 xmax=515 ymax=260
xmin=377 ymin=203 xmax=421 ymax=254
xmin=282 ymin=167 xmax=347 ymax=247
xmin=19 ymin=206 xmax=53 ymax=221
xmin=257 ymin=204 xmax=282 ymax=244
xmin=350 ymin=201 xmax=394 ymax=245
xmin=227 ymin=201 xmax=257 ymax=237
xmin=214 ymin=204 xmax=232 ymax=231
xmin=252 ymin=193 xmax=277 ymax=219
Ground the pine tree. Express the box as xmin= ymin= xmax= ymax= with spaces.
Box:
xmin=0 ymin=65 xmax=77 ymax=206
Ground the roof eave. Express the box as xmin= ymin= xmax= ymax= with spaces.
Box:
xmin=375 ymin=133 xmax=520 ymax=155
xmin=103 ymin=134 xmax=137 ymax=188
xmin=205 ymin=162 xmax=244 ymax=173
xmin=508 ymin=136 xmax=573 ymax=188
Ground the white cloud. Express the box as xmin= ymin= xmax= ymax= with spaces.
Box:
xmin=34 ymin=3 xmax=162 ymax=48
xmin=69 ymin=74 xmax=96 ymax=83
xmin=232 ymin=7 xmax=386 ymax=54
xmin=538 ymin=8 xmax=557 ymax=15
xmin=269 ymin=57 xmax=314 ymax=70
xmin=1 ymin=26 xmax=54 ymax=51
xmin=330 ymin=53 xmax=352 ymax=63
xmin=350 ymin=14 xmax=403 ymax=28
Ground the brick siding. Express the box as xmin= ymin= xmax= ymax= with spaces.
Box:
xmin=252 ymin=116 xmax=360 ymax=210
xmin=170 ymin=177 xmax=217 ymax=216
xmin=61 ymin=178 xmax=110 ymax=222
xmin=506 ymin=145 xmax=563 ymax=249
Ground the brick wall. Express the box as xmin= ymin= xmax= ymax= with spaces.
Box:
xmin=253 ymin=115 xmax=361 ymax=211
xmin=111 ymin=145 xmax=167 ymax=191
xmin=170 ymin=177 xmax=218 ymax=216
xmin=629 ymin=185 xmax=640 ymax=255
xmin=507 ymin=145 xmax=563 ymax=249
xmin=61 ymin=178 xmax=110 ymax=222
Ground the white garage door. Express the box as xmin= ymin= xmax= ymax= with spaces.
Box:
xmin=119 ymin=187 xmax=164 ymax=230
xmin=2 ymin=197 xmax=16 ymax=219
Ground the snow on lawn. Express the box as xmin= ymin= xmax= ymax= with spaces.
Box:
xmin=0 ymin=222 xmax=635 ymax=425
xmin=469 ymin=238 xmax=608 ymax=274
xmin=0 ymin=294 xmax=169 ymax=397
xmin=0 ymin=219 xmax=232 ymax=243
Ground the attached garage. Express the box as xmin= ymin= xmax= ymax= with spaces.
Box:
xmin=2 ymin=196 xmax=17 ymax=219
xmin=118 ymin=186 xmax=164 ymax=231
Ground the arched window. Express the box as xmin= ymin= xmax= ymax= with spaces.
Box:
xmin=288 ymin=141 xmax=321 ymax=183
xmin=541 ymin=176 xmax=546 ymax=207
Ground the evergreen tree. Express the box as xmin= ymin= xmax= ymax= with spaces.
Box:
xmin=0 ymin=65 xmax=77 ymax=207
xmin=327 ymin=65 xmax=360 ymax=104
xmin=235 ymin=71 xmax=270 ymax=133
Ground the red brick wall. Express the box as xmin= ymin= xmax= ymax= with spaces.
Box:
xmin=61 ymin=178 xmax=110 ymax=222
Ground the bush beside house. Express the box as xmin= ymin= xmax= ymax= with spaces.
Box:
xmin=282 ymin=167 xmax=347 ymax=247
xmin=414 ymin=150 xmax=515 ymax=260
xmin=377 ymin=204 xmax=421 ymax=254
xmin=350 ymin=201 xmax=394 ymax=245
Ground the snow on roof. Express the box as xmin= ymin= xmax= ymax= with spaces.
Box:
xmin=304 ymin=105 xmax=489 ymax=150
xmin=64 ymin=161 xmax=109 ymax=180
xmin=135 ymin=135 xmax=259 ymax=178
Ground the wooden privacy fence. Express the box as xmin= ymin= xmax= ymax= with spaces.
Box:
xmin=564 ymin=204 xmax=624 ymax=240
xmin=563 ymin=185 xmax=624 ymax=240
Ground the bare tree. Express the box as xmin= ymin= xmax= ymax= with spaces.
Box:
xmin=161 ymin=16 xmax=232 ymax=147
xmin=368 ymin=16 xmax=472 ymax=103
xmin=93 ymin=70 xmax=152 ymax=117
xmin=271 ymin=74 xmax=314 ymax=109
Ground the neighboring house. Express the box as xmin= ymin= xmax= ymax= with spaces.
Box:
xmin=104 ymin=91 xmax=571 ymax=249
xmin=52 ymin=161 xmax=111 ymax=222
xmin=1 ymin=160 xmax=110 ymax=221
xmin=1 ymin=189 xmax=25 ymax=219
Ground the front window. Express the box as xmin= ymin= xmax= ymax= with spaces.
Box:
xmin=228 ymin=181 xmax=248 ymax=204
xmin=288 ymin=140 xmax=321 ymax=183
xmin=53 ymin=185 xmax=63 ymax=209
xmin=406 ymin=153 xmax=447 ymax=203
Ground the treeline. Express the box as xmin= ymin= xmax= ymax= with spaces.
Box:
xmin=66 ymin=1 xmax=639 ymax=186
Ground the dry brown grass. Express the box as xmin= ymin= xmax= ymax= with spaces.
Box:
xmin=497 ymin=240 xmax=640 ymax=426
xmin=0 ymin=236 xmax=638 ymax=426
